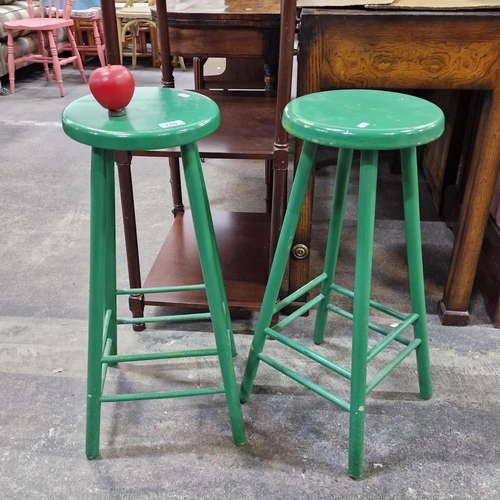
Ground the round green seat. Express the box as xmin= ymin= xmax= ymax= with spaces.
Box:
xmin=240 ymin=89 xmax=445 ymax=479
xmin=62 ymin=87 xmax=220 ymax=150
xmin=282 ymin=89 xmax=444 ymax=150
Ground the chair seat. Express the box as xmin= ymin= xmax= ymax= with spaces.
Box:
xmin=116 ymin=6 xmax=153 ymax=18
xmin=282 ymin=89 xmax=445 ymax=150
xmin=62 ymin=87 xmax=221 ymax=151
xmin=5 ymin=18 xmax=74 ymax=30
xmin=71 ymin=7 xmax=101 ymax=19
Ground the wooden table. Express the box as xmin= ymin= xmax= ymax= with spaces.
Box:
xmin=154 ymin=0 xmax=283 ymax=97
xmin=99 ymin=0 xmax=281 ymax=85
xmin=98 ymin=0 xmax=295 ymax=319
xmin=292 ymin=8 xmax=500 ymax=326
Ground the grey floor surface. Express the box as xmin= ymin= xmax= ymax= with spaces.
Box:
xmin=1 ymin=62 xmax=500 ymax=499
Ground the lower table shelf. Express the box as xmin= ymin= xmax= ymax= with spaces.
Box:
xmin=142 ymin=210 xmax=271 ymax=311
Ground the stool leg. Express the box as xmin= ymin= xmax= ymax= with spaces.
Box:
xmin=240 ymin=140 xmax=319 ymax=402
xmin=86 ymin=147 xmax=116 ymax=459
xmin=400 ymin=147 xmax=432 ymax=400
xmin=180 ymin=143 xmax=235 ymax=355
xmin=180 ymin=142 xmax=246 ymax=446
xmin=348 ymin=149 xmax=378 ymax=479
xmin=314 ymin=148 xmax=354 ymax=345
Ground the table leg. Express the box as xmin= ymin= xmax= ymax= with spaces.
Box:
xmin=438 ymin=91 xmax=500 ymax=325
xmin=116 ymin=151 xmax=145 ymax=331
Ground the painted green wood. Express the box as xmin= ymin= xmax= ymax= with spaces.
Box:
xmin=400 ymin=147 xmax=433 ymax=400
xmin=241 ymin=90 xmax=444 ymax=478
xmin=282 ymin=89 xmax=444 ymax=150
xmin=85 ymin=146 xmax=112 ymax=460
xmin=348 ymin=149 xmax=379 ymax=478
xmin=62 ymin=87 xmax=245 ymax=460
xmin=240 ymin=140 xmax=319 ymax=404
xmin=62 ymin=87 xmax=220 ymax=151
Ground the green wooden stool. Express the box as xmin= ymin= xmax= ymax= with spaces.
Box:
xmin=62 ymin=87 xmax=246 ymax=459
xmin=240 ymin=90 xmax=445 ymax=478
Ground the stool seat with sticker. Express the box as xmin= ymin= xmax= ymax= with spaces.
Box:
xmin=240 ymin=89 xmax=445 ymax=478
xmin=62 ymin=87 xmax=246 ymax=459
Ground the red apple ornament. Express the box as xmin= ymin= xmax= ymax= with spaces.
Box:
xmin=89 ymin=65 xmax=135 ymax=117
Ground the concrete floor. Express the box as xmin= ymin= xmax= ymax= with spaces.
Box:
xmin=1 ymin=62 xmax=500 ymax=499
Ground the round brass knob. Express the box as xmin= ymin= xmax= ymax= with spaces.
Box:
xmin=292 ymin=244 xmax=309 ymax=259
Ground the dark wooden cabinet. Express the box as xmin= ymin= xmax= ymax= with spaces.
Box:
xmin=294 ymin=8 xmax=500 ymax=326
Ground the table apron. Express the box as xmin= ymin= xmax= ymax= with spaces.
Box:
xmin=299 ymin=12 xmax=500 ymax=92
xmin=169 ymin=26 xmax=279 ymax=60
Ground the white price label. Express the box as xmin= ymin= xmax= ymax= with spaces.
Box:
xmin=159 ymin=120 xmax=186 ymax=128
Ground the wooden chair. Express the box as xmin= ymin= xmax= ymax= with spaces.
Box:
xmin=116 ymin=0 xmax=296 ymax=329
xmin=69 ymin=5 xmax=106 ymax=66
xmin=5 ymin=0 xmax=87 ymax=96
xmin=116 ymin=0 xmax=159 ymax=68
